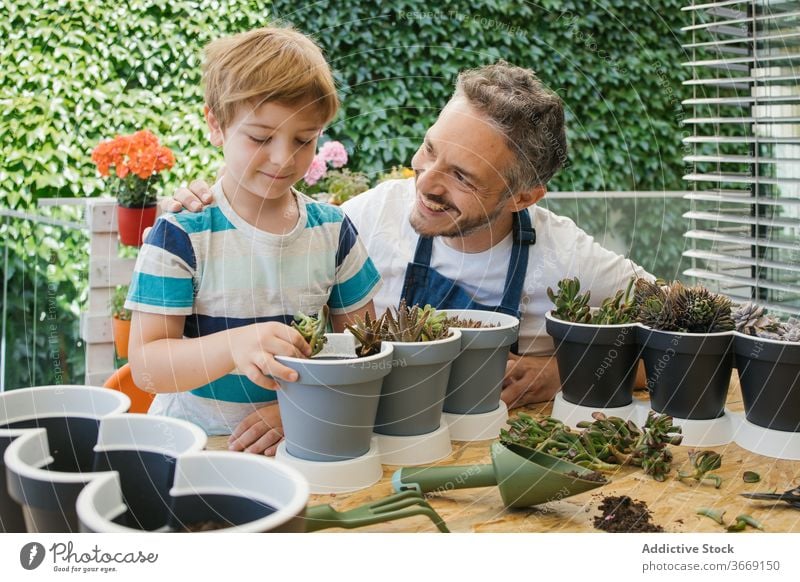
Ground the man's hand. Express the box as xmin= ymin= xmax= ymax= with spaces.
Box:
xmin=142 ymin=178 xmax=215 ymax=240
xmin=228 ymin=403 xmax=284 ymax=456
xmin=501 ymin=353 xmax=561 ymax=409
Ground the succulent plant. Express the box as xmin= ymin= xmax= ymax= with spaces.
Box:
xmin=345 ymin=311 xmax=384 ymax=357
xmin=444 ymin=316 xmax=500 ymax=329
xmin=292 ymin=304 xmax=329 ymax=356
xmin=592 ymin=277 xmax=637 ymax=325
xmin=382 ymin=301 xmax=450 ymax=343
xmin=634 ymin=279 xmax=734 ymax=333
xmin=732 ymin=302 xmax=800 ymax=342
xmin=547 ymin=277 xmax=592 ymax=323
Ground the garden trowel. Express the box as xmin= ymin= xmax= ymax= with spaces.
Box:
xmin=393 ymin=441 xmax=606 ymax=509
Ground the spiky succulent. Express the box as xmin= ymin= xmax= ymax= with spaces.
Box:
xmin=345 ymin=311 xmax=384 ymax=357
xmin=382 ymin=301 xmax=450 ymax=343
xmin=634 ymin=279 xmax=733 ymax=333
xmin=292 ymin=304 xmax=329 ymax=356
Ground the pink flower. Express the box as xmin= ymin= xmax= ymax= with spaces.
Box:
xmin=318 ymin=140 xmax=348 ymax=168
xmin=304 ymin=154 xmax=327 ymax=186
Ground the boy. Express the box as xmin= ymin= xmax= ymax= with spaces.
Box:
xmin=125 ymin=27 xmax=381 ymax=456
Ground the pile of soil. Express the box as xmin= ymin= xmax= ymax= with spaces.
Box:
xmin=593 ymin=495 xmax=664 ymax=533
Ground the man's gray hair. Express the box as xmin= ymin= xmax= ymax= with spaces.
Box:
xmin=454 ymin=61 xmax=568 ymax=193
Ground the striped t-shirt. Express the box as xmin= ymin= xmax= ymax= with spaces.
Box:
xmin=125 ymin=181 xmax=381 ymax=434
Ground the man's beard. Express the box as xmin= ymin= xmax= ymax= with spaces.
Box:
xmin=409 ymin=195 xmax=507 ymax=238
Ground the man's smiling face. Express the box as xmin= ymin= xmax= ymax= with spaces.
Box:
xmin=409 ymin=97 xmax=516 ymax=239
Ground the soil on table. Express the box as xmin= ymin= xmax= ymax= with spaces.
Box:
xmin=566 ymin=469 xmax=607 ymax=483
xmin=593 ymin=495 xmax=664 ymax=533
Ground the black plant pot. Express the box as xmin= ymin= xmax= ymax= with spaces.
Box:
xmin=4 ymin=409 xmax=205 ymax=533
xmin=0 ymin=385 xmax=130 ymax=532
xmin=78 ymin=452 xmax=308 ymax=533
xmin=734 ymin=333 xmax=800 ymax=432
xmin=637 ymin=327 xmax=734 ymax=420
xmin=545 ymin=312 xmax=640 ymax=409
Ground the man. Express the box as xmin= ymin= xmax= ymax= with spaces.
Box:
xmin=164 ymin=60 xmax=645 ymax=409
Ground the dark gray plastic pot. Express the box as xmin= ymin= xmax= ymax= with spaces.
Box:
xmin=440 ymin=310 xmax=519 ymax=414
xmin=545 ymin=312 xmax=640 ymax=408
xmin=77 ymin=451 xmax=308 ymax=533
xmin=637 ymin=326 xmax=734 ymax=420
xmin=0 ymin=385 xmax=129 ymax=532
xmin=276 ymin=334 xmax=394 ymax=462
xmin=4 ymin=409 xmax=205 ymax=533
xmin=734 ymin=333 xmax=800 ymax=432
xmin=374 ymin=329 xmax=462 ymax=436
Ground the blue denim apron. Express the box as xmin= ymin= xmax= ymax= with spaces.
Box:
xmin=400 ymin=209 xmax=535 ymax=353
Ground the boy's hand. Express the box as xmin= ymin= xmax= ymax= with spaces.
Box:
xmin=228 ymin=403 xmax=284 ymax=456
xmin=501 ymin=353 xmax=560 ymax=408
xmin=232 ymin=322 xmax=311 ymax=390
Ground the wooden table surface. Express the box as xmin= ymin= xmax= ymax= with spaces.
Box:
xmin=207 ymin=378 xmax=800 ymax=533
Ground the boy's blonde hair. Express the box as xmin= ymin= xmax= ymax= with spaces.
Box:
xmin=203 ymin=26 xmax=339 ymax=129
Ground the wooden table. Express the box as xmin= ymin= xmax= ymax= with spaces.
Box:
xmin=207 ymin=378 xmax=800 ymax=533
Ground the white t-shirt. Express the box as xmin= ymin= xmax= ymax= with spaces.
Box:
xmin=342 ymin=178 xmax=648 ymax=356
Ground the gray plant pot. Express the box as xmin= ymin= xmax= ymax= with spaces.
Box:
xmin=637 ymin=326 xmax=734 ymax=420
xmin=78 ymin=451 xmax=308 ymax=533
xmin=440 ymin=310 xmax=519 ymax=414
xmin=3 ymin=403 xmax=205 ymax=533
xmin=276 ymin=334 xmax=394 ymax=462
xmin=374 ymin=329 xmax=462 ymax=436
xmin=734 ymin=332 xmax=800 ymax=432
xmin=0 ymin=385 xmax=129 ymax=532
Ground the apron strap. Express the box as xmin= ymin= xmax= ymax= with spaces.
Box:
xmin=411 ymin=233 xmax=434 ymax=266
xmin=499 ymin=209 xmax=535 ymax=314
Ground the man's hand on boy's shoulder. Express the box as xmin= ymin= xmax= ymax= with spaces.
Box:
xmin=141 ymin=179 xmax=214 ymax=240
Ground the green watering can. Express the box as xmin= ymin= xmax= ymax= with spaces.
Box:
xmin=393 ymin=441 xmax=606 ymax=509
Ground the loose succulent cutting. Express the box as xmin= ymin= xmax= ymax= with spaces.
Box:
xmin=733 ymin=302 xmax=800 ymax=342
xmin=696 ymin=507 xmax=726 ymax=525
xmin=727 ymin=514 xmax=764 ymax=532
xmin=635 ymin=279 xmax=734 ymax=333
xmin=382 ymin=301 xmax=450 ymax=343
xmin=500 ymin=411 xmax=683 ymax=481
xmin=292 ymin=304 xmax=329 ymax=356
xmin=743 ymin=471 xmax=761 ymax=484
xmin=345 ymin=312 xmax=383 ymax=357
xmin=548 ymin=277 xmax=637 ymax=325
xmin=677 ymin=450 xmax=723 ymax=489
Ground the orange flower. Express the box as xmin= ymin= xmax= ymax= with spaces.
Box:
xmin=91 ymin=130 xmax=175 ymax=181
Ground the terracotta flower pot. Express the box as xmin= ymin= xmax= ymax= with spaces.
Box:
xmin=112 ymin=316 xmax=131 ymax=359
xmin=117 ymin=203 xmax=157 ymax=247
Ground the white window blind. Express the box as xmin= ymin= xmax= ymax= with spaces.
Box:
xmin=681 ymin=0 xmax=800 ymax=316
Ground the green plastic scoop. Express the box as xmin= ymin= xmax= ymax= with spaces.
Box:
xmin=393 ymin=441 xmax=606 ymax=509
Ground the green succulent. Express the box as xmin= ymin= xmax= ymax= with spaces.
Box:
xmin=634 ymin=279 xmax=733 ymax=333
xmin=547 ymin=277 xmax=592 ymax=323
xmin=292 ymin=304 xmax=329 ymax=356
xmin=382 ymin=301 xmax=450 ymax=343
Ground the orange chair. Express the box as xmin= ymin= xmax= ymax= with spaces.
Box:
xmin=104 ymin=364 xmax=155 ymax=413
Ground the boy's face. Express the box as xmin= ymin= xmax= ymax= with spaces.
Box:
xmin=206 ymin=100 xmax=323 ymax=201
